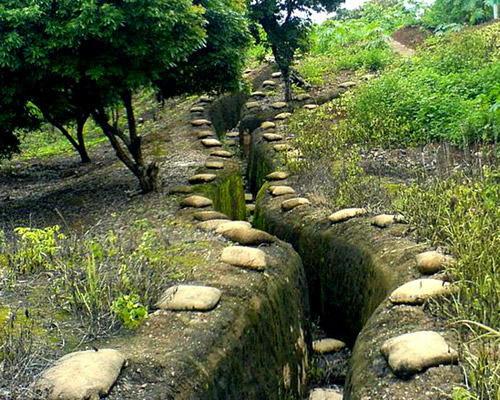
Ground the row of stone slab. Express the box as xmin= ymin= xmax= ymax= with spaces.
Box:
xmin=255 ymin=88 xmax=461 ymax=386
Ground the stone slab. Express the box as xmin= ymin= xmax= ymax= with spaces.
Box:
xmin=389 ymin=278 xmax=454 ymax=305
xmin=204 ymin=161 xmax=224 ymax=169
xmin=37 ymin=349 xmax=125 ymax=400
xmin=197 ymin=131 xmax=213 ymax=139
xmin=263 ymin=133 xmax=283 ymax=142
xmin=156 ymin=285 xmax=222 ymax=311
xmin=221 ymin=227 xmax=274 ymax=246
xmin=338 ymin=81 xmax=357 ymax=89
xmin=313 ymin=338 xmax=346 ymax=354
xmin=271 ymin=72 xmax=282 ymax=78
xmin=221 ymin=246 xmax=267 ymax=271
xmin=191 ymin=119 xmax=212 ymax=127
xmin=303 ymin=104 xmax=318 ymax=110
xmin=281 ymin=198 xmax=311 ymax=211
xmin=275 ymin=112 xmax=292 ymax=120
xmin=266 ymin=171 xmax=289 ymax=181
xmin=245 ymin=102 xmax=260 ymax=109
xmin=188 ymin=174 xmax=217 ymax=184
xmin=416 ymin=251 xmax=455 ymax=275
xmin=201 ymin=139 xmax=222 ymax=148
xmin=309 ymin=388 xmax=343 ymax=400
xmin=262 ymin=80 xmax=277 ymax=87
xmin=271 ymin=102 xmax=287 ymax=109
xmin=193 ymin=211 xmax=229 ymax=221
xmin=180 ymin=195 xmax=213 ymax=208
xmin=261 ymin=121 xmax=276 ymax=130
xmin=328 ymin=208 xmax=367 ymax=223
xmin=270 ymin=186 xmax=296 ymax=196
xmin=381 ymin=331 xmax=458 ymax=377
xmin=211 ymin=150 xmax=233 ymax=158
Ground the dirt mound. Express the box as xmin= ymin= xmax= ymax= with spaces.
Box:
xmin=391 ymin=26 xmax=430 ymax=49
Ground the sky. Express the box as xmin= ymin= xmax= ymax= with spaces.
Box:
xmin=308 ymin=0 xmax=435 ymax=24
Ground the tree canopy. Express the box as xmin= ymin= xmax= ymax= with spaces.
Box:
xmin=0 ymin=0 xmax=249 ymax=192
xmin=248 ymin=0 xmax=344 ymax=100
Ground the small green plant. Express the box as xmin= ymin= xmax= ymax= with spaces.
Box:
xmin=111 ymin=294 xmax=148 ymax=328
xmin=12 ymin=226 xmax=66 ymax=274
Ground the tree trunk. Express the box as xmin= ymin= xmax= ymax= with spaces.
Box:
xmin=282 ymin=67 xmax=293 ymax=102
xmin=75 ymin=113 xmax=91 ymax=163
xmin=92 ymin=95 xmax=158 ymax=194
xmin=48 ymin=117 xmax=91 ymax=163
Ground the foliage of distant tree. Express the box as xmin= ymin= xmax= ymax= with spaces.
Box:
xmin=422 ymin=0 xmax=492 ymax=28
xmin=247 ymin=0 xmax=344 ymax=100
xmin=0 ymin=0 xmax=249 ymax=192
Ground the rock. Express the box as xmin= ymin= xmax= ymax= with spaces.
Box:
xmin=204 ymin=161 xmax=224 ymax=170
xmin=416 ymin=251 xmax=455 ymax=275
xmin=271 ymin=72 xmax=282 ymax=78
xmin=37 ymin=349 xmax=125 ymax=400
xmin=313 ymin=338 xmax=346 ymax=354
xmin=193 ymin=211 xmax=229 ymax=221
xmin=197 ymin=130 xmax=213 ymax=139
xmin=263 ymin=133 xmax=283 ymax=142
xmin=246 ymin=204 xmax=256 ymax=213
xmin=281 ymin=198 xmax=310 ymax=211
xmin=338 ymin=81 xmax=357 ymax=89
xmin=262 ymin=80 xmax=276 ymax=87
xmin=275 ymin=112 xmax=292 ymax=120
xmin=156 ymin=285 xmax=222 ymax=311
xmin=372 ymin=214 xmax=398 ymax=228
xmin=251 ymin=91 xmax=266 ymax=98
xmin=328 ymin=208 xmax=367 ymax=223
xmin=226 ymin=131 xmax=239 ymax=138
xmin=245 ymin=102 xmax=260 ymax=109
xmin=197 ymin=220 xmax=234 ymax=231
xmin=261 ymin=121 xmax=276 ymax=130
xmin=271 ymin=102 xmax=287 ymax=109
xmin=201 ymin=138 xmax=222 ymax=148
xmin=190 ymin=106 xmax=204 ymax=113
xmin=245 ymin=193 xmax=253 ymax=202
xmin=221 ymin=227 xmax=274 ymax=246
xmin=266 ymin=171 xmax=289 ymax=181
xmin=380 ymin=331 xmax=458 ymax=377
xmin=221 ymin=246 xmax=267 ymax=271
xmin=303 ymin=104 xmax=318 ymax=110
xmin=309 ymin=389 xmax=343 ymax=400
xmin=389 ymin=278 xmax=454 ymax=305
xmin=191 ymin=119 xmax=212 ymax=127
xmin=274 ymin=144 xmax=292 ymax=152
xmin=180 ymin=195 xmax=213 ymax=208
xmin=169 ymin=185 xmax=194 ymax=194
xmin=215 ymin=221 xmax=253 ymax=235
xmin=188 ymin=174 xmax=217 ymax=184
xmin=296 ymin=93 xmax=311 ymax=101
xmin=199 ymin=95 xmax=213 ymax=103
xmin=270 ymin=186 xmax=296 ymax=196
xmin=211 ymin=150 xmax=233 ymax=158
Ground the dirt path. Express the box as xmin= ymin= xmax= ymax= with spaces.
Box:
xmin=389 ymin=37 xmax=415 ymax=57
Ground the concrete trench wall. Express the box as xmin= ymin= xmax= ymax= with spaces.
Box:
xmin=237 ymin=86 xmax=464 ymax=398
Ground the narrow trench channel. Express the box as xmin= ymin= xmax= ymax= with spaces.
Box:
xmin=208 ymin=93 xmax=379 ymax=399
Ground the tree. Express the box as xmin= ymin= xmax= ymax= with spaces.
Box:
xmin=248 ymin=0 xmax=344 ymax=101
xmin=0 ymin=0 xmax=248 ymax=192
xmin=158 ymin=0 xmax=250 ymax=98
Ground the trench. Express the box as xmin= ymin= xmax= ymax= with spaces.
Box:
xmin=203 ymin=91 xmax=400 ymax=398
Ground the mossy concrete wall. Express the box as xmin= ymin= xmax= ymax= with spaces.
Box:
xmin=108 ymin=217 xmax=311 ymax=400
xmin=247 ymin=121 xmax=464 ymax=399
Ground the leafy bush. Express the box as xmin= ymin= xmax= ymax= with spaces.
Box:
xmin=336 ymin=23 xmax=500 ymax=147
xmin=11 ymin=226 xmax=66 ymax=274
